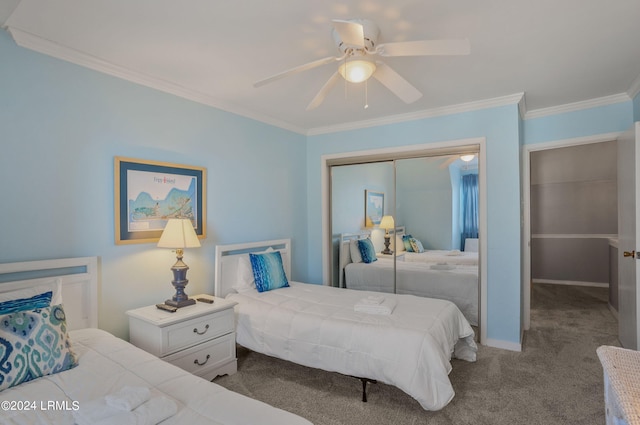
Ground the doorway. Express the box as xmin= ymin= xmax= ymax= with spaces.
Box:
xmin=522 ymin=133 xmax=622 ymax=333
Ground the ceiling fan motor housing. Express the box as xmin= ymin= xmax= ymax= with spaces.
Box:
xmin=332 ymin=19 xmax=380 ymax=54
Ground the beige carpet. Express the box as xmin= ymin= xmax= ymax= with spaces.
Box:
xmin=214 ymin=283 xmax=619 ymax=424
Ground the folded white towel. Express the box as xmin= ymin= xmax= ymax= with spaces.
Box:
xmin=105 ymin=386 xmax=151 ymax=411
xmin=73 ymin=398 xmax=122 ymax=425
xmin=358 ymin=295 xmax=385 ymax=305
xmin=94 ymin=396 xmax=178 ymax=425
xmin=355 ymin=297 xmax=397 ymax=315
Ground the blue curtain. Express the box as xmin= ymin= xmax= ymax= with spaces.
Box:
xmin=461 ymin=174 xmax=479 ymax=250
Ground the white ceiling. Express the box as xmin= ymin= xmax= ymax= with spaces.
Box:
xmin=3 ymin=0 xmax=640 ymax=134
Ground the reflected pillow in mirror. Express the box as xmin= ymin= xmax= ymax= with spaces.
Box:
xmin=409 ymin=238 xmax=425 ymax=253
xmin=349 ymin=239 xmax=363 ymax=263
xmin=357 ymin=238 xmax=377 ymax=264
xmin=402 ymin=235 xmax=414 ymax=252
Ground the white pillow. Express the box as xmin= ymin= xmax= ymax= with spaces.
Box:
xmin=395 ymin=235 xmax=406 ymax=252
xmin=0 ymin=277 xmax=63 ymax=305
xmin=349 ymin=239 xmax=363 ymax=263
xmin=234 ymin=247 xmax=275 ymax=293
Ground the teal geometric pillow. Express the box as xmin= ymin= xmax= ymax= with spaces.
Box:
xmin=357 ymin=238 xmax=378 ymax=264
xmin=249 ymin=251 xmax=289 ymax=293
xmin=0 ymin=291 xmax=52 ymax=315
xmin=0 ymin=304 xmax=78 ymax=392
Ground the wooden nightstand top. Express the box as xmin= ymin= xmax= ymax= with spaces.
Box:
xmin=126 ymin=294 xmax=236 ymax=327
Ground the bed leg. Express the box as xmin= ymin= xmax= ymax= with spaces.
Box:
xmin=359 ymin=378 xmax=377 ymax=402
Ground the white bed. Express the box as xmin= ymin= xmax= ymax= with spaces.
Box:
xmin=0 ymin=257 xmax=312 ymax=425
xmin=214 ymin=239 xmax=477 ymax=411
xmin=396 ymin=227 xmax=479 ymax=266
xmin=340 ymin=233 xmax=479 ymax=326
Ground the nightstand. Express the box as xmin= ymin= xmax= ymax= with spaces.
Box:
xmin=126 ymin=294 xmax=237 ymax=381
xmin=377 ymin=251 xmax=405 ymax=261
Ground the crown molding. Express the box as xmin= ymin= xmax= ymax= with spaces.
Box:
xmin=524 ymin=93 xmax=631 ymax=120
xmin=7 ymin=27 xmax=307 ymax=135
xmin=628 ymin=72 xmax=640 ymax=100
xmin=307 ymin=93 xmax=525 ymax=136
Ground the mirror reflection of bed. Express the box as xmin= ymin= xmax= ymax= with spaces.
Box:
xmin=331 ymin=153 xmax=480 ymax=327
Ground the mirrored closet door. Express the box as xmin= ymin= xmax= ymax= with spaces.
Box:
xmin=329 ymin=149 xmax=481 ymax=328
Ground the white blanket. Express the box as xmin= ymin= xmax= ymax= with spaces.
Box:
xmin=227 ymin=282 xmax=477 ymax=411
xmin=346 ymin=260 xmax=479 ymax=326
xmin=0 ymin=328 xmax=312 ymax=425
xmin=404 ymin=250 xmax=479 ymax=266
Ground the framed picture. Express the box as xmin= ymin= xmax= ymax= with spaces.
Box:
xmin=114 ymin=157 xmax=206 ymax=244
xmin=364 ymin=190 xmax=384 ymax=228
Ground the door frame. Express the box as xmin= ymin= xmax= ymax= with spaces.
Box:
xmin=521 ymin=131 xmax=623 ymax=331
xmin=321 ymin=137 xmax=488 ymax=344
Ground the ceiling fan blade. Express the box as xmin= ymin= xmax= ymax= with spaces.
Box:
xmin=377 ymin=39 xmax=470 ymax=57
xmin=372 ymin=62 xmax=422 ymax=104
xmin=306 ymin=72 xmax=340 ymax=110
xmin=254 ymin=56 xmax=341 ymax=88
xmin=332 ymin=19 xmax=365 ymax=48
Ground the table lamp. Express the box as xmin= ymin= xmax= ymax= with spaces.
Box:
xmin=157 ymin=218 xmax=201 ymax=308
xmin=379 ymin=215 xmax=395 ymax=255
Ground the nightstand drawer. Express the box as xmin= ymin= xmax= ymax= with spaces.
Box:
xmin=165 ymin=308 xmax=234 ymax=354
xmin=163 ymin=332 xmax=236 ymax=378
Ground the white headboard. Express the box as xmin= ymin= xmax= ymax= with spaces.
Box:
xmin=214 ymin=239 xmax=291 ymax=298
xmin=338 ymin=232 xmax=370 ymax=288
xmin=0 ymin=257 xmax=99 ymax=330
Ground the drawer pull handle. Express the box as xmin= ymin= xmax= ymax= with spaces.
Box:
xmin=194 ymin=354 xmax=210 ymax=366
xmin=193 ymin=324 xmax=210 ymax=335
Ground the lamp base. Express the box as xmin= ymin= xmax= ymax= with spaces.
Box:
xmin=382 ymin=235 xmax=394 ymax=255
xmin=165 ymin=253 xmax=196 ymax=309
xmin=165 ymin=297 xmax=196 ymax=308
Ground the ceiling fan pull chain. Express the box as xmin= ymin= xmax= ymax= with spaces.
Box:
xmin=364 ymin=79 xmax=369 ymax=109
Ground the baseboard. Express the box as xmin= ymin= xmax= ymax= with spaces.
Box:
xmin=532 ymin=279 xmax=609 ymax=288
xmin=485 ymin=338 xmax=522 ymax=352
xmin=608 ymin=303 xmax=619 ymax=321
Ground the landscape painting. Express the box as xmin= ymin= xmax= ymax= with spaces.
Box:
xmin=115 ymin=157 xmax=206 ymax=244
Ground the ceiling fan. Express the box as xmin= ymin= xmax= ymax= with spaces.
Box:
xmin=253 ymin=19 xmax=470 ymax=110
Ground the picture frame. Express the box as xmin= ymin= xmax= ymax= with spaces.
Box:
xmin=114 ymin=157 xmax=206 ymax=244
xmin=364 ymin=190 xmax=384 ymax=228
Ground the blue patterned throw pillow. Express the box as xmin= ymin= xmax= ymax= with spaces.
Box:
xmin=249 ymin=251 xmax=289 ymax=293
xmin=402 ymin=235 xmax=414 ymax=252
xmin=0 ymin=291 xmax=52 ymax=315
xmin=0 ymin=304 xmax=78 ymax=392
xmin=357 ymin=238 xmax=378 ymax=264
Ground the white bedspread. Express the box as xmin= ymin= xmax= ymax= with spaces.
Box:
xmin=227 ymin=282 xmax=477 ymax=411
xmin=345 ymin=261 xmax=479 ymax=326
xmin=403 ymin=250 xmax=479 ymax=266
xmin=0 ymin=328 xmax=312 ymax=425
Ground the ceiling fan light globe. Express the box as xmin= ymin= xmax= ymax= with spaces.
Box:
xmin=338 ymin=60 xmax=376 ymax=83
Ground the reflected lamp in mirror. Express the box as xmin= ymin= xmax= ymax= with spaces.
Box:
xmin=379 ymin=215 xmax=395 ymax=255
xmin=157 ymin=219 xmax=201 ymax=308
xmin=460 ymin=154 xmax=475 ymax=162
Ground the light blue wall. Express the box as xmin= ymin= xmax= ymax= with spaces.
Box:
xmin=0 ymin=31 xmax=307 ymax=339
xmin=634 ymin=92 xmax=640 ymax=122
xmin=307 ymin=105 xmax=523 ymax=344
xmin=524 ymin=101 xmax=633 ymax=144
